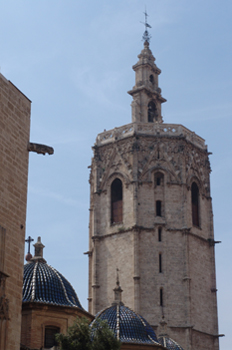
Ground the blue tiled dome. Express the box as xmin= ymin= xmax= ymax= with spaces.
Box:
xmin=23 ymin=260 xmax=83 ymax=308
xmin=158 ymin=335 xmax=184 ymax=350
xmin=92 ymin=304 xmax=159 ymax=345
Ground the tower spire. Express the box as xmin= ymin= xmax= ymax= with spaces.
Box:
xmin=128 ymin=14 xmax=166 ymax=124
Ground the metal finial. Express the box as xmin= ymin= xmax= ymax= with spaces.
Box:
xmin=112 ymin=268 xmax=124 ymax=306
xmin=116 ymin=268 xmax=120 ymax=286
xmin=25 ymin=236 xmax=34 ymax=254
xmin=141 ymin=8 xmax=152 ymax=43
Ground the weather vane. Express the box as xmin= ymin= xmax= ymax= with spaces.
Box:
xmin=141 ymin=9 xmax=152 ymax=43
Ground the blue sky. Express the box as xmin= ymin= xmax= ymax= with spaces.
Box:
xmin=0 ymin=1 xmax=231 ymax=348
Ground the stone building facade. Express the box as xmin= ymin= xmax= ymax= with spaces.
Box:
xmin=88 ymin=41 xmax=219 ymax=350
xmin=0 ymin=73 xmax=31 ymax=350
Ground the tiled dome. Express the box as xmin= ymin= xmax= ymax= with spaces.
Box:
xmin=158 ymin=335 xmax=184 ymax=350
xmin=23 ymin=237 xmax=83 ymax=309
xmin=92 ymin=303 xmax=159 ymax=345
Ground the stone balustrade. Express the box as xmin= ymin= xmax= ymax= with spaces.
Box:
xmin=96 ymin=122 xmax=206 ymax=150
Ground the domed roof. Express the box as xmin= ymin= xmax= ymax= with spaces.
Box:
xmin=91 ymin=276 xmax=159 ymax=345
xmin=92 ymin=304 xmax=159 ymax=345
xmin=158 ymin=335 xmax=184 ymax=350
xmin=23 ymin=237 xmax=83 ymax=309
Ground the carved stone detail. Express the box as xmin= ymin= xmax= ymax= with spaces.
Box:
xmin=28 ymin=142 xmax=54 ymax=155
xmin=0 ymin=295 xmax=9 ymax=320
xmin=93 ymin=134 xmax=210 ymax=196
xmin=185 ymin=145 xmax=210 ymax=195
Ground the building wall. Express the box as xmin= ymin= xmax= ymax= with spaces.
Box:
xmin=0 ymin=73 xmax=31 ymax=350
xmin=21 ymin=303 xmax=93 ymax=349
xmin=88 ymin=128 xmax=219 ymax=350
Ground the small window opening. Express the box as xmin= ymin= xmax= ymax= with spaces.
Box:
xmin=149 ymin=74 xmax=154 ymax=83
xmin=159 ymin=253 xmax=162 ymax=273
xmin=158 ymin=228 xmax=162 ymax=242
xmin=155 ymin=172 xmax=163 ymax=187
xmin=156 ymin=201 xmax=162 ymax=217
xmin=111 ymin=178 xmax=123 ymax=224
xmin=160 ymin=288 xmax=163 ymax=306
xmin=44 ymin=326 xmax=60 ymax=349
xmin=148 ymin=101 xmax=158 ymax=122
xmin=191 ymin=182 xmax=199 ymax=227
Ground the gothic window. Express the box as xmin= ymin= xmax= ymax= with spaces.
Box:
xmin=44 ymin=326 xmax=60 ymax=349
xmin=155 ymin=172 xmax=164 ymax=187
xmin=111 ymin=178 xmax=123 ymax=224
xmin=159 ymin=253 xmax=162 ymax=273
xmin=156 ymin=201 xmax=162 ymax=217
xmin=149 ymin=74 xmax=154 ymax=83
xmin=158 ymin=227 xmax=162 ymax=242
xmin=160 ymin=288 xmax=163 ymax=306
xmin=148 ymin=101 xmax=158 ymax=122
xmin=191 ymin=182 xmax=199 ymax=227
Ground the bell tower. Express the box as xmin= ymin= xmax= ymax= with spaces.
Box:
xmin=128 ymin=40 xmax=166 ymax=124
xmin=88 ymin=19 xmax=219 ymax=350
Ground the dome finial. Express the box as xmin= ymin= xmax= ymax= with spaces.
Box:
xmin=25 ymin=235 xmax=34 ymax=261
xmin=141 ymin=8 xmax=152 ymax=44
xmin=112 ymin=268 xmax=124 ymax=305
xmin=30 ymin=236 xmax=47 ymax=263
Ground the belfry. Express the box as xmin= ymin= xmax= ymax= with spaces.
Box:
xmin=88 ymin=20 xmax=219 ymax=350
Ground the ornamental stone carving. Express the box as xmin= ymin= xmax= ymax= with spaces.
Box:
xmin=0 ymin=295 xmax=9 ymax=320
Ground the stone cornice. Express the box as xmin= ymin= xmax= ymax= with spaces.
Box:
xmin=95 ymin=122 xmax=207 ymax=151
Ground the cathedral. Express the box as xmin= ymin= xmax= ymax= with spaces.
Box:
xmin=0 ymin=22 xmax=219 ymax=350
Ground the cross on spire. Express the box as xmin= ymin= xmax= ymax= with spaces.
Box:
xmin=141 ymin=9 xmax=152 ymax=43
xmin=25 ymin=236 xmax=34 ymax=254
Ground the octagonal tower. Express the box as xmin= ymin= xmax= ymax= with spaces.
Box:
xmin=87 ymin=39 xmax=219 ymax=350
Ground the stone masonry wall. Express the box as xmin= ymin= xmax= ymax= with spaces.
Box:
xmin=0 ymin=73 xmax=31 ymax=350
xmin=89 ymin=131 xmax=219 ymax=350
xmin=21 ymin=305 xmax=92 ymax=349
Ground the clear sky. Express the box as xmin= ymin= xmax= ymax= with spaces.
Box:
xmin=0 ymin=1 xmax=231 ymax=349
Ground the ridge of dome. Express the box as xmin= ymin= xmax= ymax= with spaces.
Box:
xmin=23 ymin=259 xmax=83 ymax=309
xmin=158 ymin=335 xmax=184 ymax=350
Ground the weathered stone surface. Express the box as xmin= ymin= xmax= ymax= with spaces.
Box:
xmin=88 ymin=41 xmax=219 ymax=350
xmin=0 ymin=73 xmax=31 ymax=350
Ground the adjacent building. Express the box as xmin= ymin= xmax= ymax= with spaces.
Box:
xmin=0 ymin=74 xmax=31 ymax=350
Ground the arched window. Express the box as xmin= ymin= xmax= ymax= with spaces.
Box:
xmin=191 ymin=182 xmax=199 ymax=227
xmin=149 ymin=74 xmax=154 ymax=83
xmin=111 ymin=178 xmax=123 ymax=224
xmin=44 ymin=326 xmax=60 ymax=349
xmin=148 ymin=101 xmax=158 ymax=122
xmin=155 ymin=172 xmax=164 ymax=187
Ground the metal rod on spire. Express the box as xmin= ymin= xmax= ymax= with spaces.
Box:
xmin=116 ymin=268 xmax=120 ymax=286
xmin=141 ymin=8 xmax=152 ymax=43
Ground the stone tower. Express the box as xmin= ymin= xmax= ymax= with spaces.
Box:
xmin=88 ymin=38 xmax=219 ymax=350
